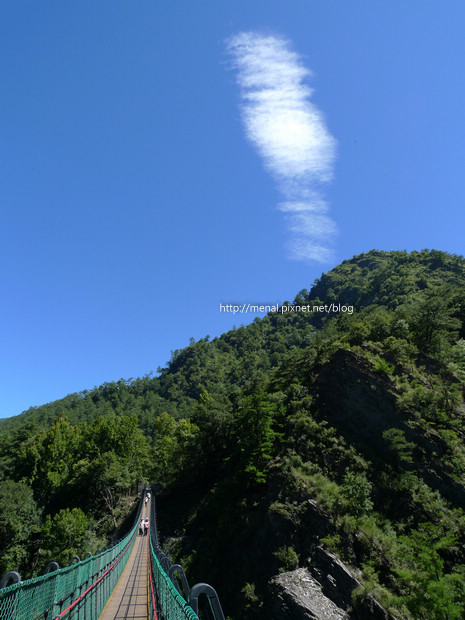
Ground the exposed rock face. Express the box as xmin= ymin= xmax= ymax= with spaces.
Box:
xmin=315 ymin=349 xmax=401 ymax=453
xmin=311 ymin=546 xmax=359 ymax=611
xmin=269 ymin=568 xmax=349 ymax=620
xmin=269 ymin=548 xmax=397 ymax=620
xmin=310 ymin=547 xmax=394 ymax=619
xmin=315 ymin=348 xmax=465 ymax=508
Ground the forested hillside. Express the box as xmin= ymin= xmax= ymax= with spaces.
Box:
xmin=2 ymin=249 xmax=465 ymax=618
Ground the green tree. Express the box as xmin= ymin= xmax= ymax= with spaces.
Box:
xmin=392 ymin=523 xmax=465 ymax=618
xmin=83 ymin=415 xmax=150 ymax=491
xmin=382 ymin=428 xmax=415 ymax=469
xmin=233 ymin=391 xmax=277 ymax=486
xmin=191 ymin=390 xmax=235 ymax=475
xmin=0 ymin=480 xmax=40 ymax=575
xmin=405 ymin=287 xmax=461 ymax=354
xmin=152 ymin=412 xmax=199 ymax=484
xmin=40 ymin=508 xmax=91 ymax=568
xmin=73 ymin=452 xmax=131 ymax=529
xmin=18 ymin=417 xmax=82 ymax=509
xmin=341 ymin=470 xmax=373 ymax=516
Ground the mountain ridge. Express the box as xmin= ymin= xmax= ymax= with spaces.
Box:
xmin=2 ymin=248 xmax=465 ymax=618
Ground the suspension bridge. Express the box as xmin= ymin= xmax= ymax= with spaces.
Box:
xmin=0 ymin=489 xmax=225 ymax=620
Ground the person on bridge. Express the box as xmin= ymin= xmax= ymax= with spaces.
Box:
xmin=139 ymin=519 xmax=145 ymax=536
xmin=144 ymin=518 xmax=149 ymax=536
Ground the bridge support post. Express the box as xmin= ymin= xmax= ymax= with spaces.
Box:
xmin=189 ymin=583 xmax=226 ymax=620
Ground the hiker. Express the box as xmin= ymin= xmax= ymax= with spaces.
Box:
xmin=139 ymin=519 xmax=145 ymax=536
xmin=144 ymin=518 xmax=149 ymax=536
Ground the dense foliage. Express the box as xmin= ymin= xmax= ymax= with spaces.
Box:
xmin=1 ymin=249 xmax=465 ymax=619
xmin=0 ymin=415 xmax=150 ymax=576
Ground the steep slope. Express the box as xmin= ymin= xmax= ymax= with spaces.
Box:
xmin=1 ymin=249 xmax=465 ymax=619
xmin=154 ymin=249 xmax=465 ymax=619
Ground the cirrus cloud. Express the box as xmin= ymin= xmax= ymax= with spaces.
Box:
xmin=227 ymin=32 xmax=337 ymax=262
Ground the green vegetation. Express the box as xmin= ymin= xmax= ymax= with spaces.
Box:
xmin=0 ymin=415 xmax=150 ymax=576
xmin=2 ymin=249 xmax=465 ymax=618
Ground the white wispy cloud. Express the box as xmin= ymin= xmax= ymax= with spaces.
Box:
xmin=227 ymin=32 xmax=337 ymax=262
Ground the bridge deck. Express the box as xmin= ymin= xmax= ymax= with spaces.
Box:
xmin=99 ymin=500 xmax=151 ymax=619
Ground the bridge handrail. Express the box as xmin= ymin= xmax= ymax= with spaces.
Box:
xmin=1 ymin=487 xmax=225 ymax=620
xmin=0 ymin=492 xmax=143 ymax=620
xmin=149 ymin=536 xmax=199 ymax=620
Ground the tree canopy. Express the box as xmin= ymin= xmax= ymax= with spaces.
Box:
xmin=2 ymin=249 xmax=465 ymax=618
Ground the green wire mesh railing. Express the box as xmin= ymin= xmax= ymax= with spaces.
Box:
xmin=1 ymin=488 xmax=224 ymax=620
xmin=148 ymin=536 xmax=199 ymax=620
xmin=0 ymin=495 xmax=142 ymax=620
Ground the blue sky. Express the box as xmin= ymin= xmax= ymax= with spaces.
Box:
xmin=1 ymin=1 xmax=465 ymax=418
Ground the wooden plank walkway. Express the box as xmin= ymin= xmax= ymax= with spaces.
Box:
xmin=99 ymin=500 xmax=151 ymax=619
